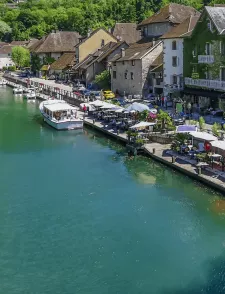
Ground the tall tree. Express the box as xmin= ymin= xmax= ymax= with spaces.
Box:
xmin=12 ymin=46 xmax=30 ymax=68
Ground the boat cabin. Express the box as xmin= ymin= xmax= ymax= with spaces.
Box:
xmin=43 ymin=102 xmax=77 ymax=121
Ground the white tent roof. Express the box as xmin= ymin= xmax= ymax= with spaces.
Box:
xmin=189 ymin=131 xmax=218 ymax=141
xmin=211 ymin=140 xmax=225 ymax=150
xmin=100 ymin=104 xmax=116 ymax=109
xmin=130 ymin=122 xmax=156 ymax=129
xmin=89 ymin=100 xmax=106 ymax=107
xmin=115 ymin=108 xmax=125 ymax=113
xmin=125 ymin=102 xmax=150 ymax=112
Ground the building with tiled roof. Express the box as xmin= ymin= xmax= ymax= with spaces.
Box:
xmin=160 ymin=14 xmax=199 ymax=97
xmin=0 ymin=45 xmax=15 ymax=69
xmin=137 ymin=3 xmax=198 ymax=40
xmin=29 ymin=31 xmax=81 ymax=63
xmin=110 ymin=41 xmax=163 ymax=97
xmin=73 ymin=41 xmax=129 ymax=86
xmin=75 ymin=28 xmax=117 ymax=64
xmin=111 ymin=23 xmax=141 ymax=44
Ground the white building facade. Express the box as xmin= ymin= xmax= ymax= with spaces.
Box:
xmin=0 ymin=46 xmax=15 ymax=69
xmin=162 ymin=38 xmax=184 ymax=96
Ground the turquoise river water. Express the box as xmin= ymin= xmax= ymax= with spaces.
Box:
xmin=1 ymin=87 xmax=225 ymax=294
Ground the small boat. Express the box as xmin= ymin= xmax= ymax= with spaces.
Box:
xmin=24 ymin=91 xmax=36 ymax=99
xmin=23 ymin=87 xmax=36 ymax=93
xmin=39 ymin=100 xmax=83 ymax=130
xmin=13 ymin=86 xmax=23 ymax=94
xmin=0 ymin=79 xmax=7 ymax=85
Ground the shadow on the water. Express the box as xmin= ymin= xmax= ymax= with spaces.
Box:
xmin=162 ymin=254 xmax=225 ymax=294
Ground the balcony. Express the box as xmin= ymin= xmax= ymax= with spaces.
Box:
xmin=198 ymin=55 xmax=214 ymax=64
xmin=185 ymin=77 xmax=225 ymax=91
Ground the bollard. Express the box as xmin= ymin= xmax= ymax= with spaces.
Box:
xmin=197 ymin=166 xmax=202 ymax=175
xmin=152 ymin=148 xmax=155 ymax=154
xmin=93 ymin=119 xmax=95 ymax=124
xmin=172 ymin=156 xmax=175 ymax=163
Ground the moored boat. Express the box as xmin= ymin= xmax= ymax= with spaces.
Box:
xmin=39 ymin=100 xmax=83 ymax=130
xmin=24 ymin=91 xmax=36 ymax=99
xmin=13 ymin=86 xmax=23 ymax=94
xmin=1 ymin=79 xmax=6 ymax=85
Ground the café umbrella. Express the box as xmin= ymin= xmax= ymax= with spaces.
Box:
xmin=125 ymin=102 xmax=150 ymax=112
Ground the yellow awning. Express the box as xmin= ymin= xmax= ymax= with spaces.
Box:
xmin=41 ymin=65 xmax=49 ymax=71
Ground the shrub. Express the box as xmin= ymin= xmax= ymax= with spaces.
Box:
xmin=2 ymin=66 xmax=7 ymax=71
xmin=198 ymin=116 xmax=205 ymax=130
xmin=8 ymin=65 xmax=16 ymax=71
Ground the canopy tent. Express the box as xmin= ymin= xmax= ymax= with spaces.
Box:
xmin=115 ymin=108 xmax=125 ymax=113
xmin=176 ymin=125 xmax=197 ymax=133
xmin=125 ymin=102 xmax=150 ymax=112
xmin=130 ymin=122 xmax=156 ymax=129
xmin=104 ymin=107 xmax=122 ymax=112
xmin=189 ymin=131 xmax=218 ymax=141
xmin=210 ymin=140 xmax=225 ymax=151
xmin=89 ymin=100 xmax=106 ymax=107
xmin=100 ymin=104 xmax=117 ymax=109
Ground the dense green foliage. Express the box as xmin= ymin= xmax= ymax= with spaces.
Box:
xmin=12 ymin=46 xmax=30 ymax=67
xmin=94 ymin=70 xmax=110 ymax=89
xmin=0 ymin=0 xmax=219 ymax=41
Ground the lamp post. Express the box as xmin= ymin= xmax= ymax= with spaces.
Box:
xmin=187 ymin=102 xmax=191 ymax=125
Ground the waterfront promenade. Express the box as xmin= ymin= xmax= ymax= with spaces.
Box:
xmin=5 ymin=75 xmax=225 ymax=193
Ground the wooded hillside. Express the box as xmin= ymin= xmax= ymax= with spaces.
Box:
xmin=0 ymin=0 xmax=219 ymax=40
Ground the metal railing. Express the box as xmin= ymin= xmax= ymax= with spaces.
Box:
xmin=198 ymin=55 xmax=214 ymax=64
xmin=185 ymin=77 xmax=225 ymax=90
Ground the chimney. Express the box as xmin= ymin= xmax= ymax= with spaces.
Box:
xmin=108 ymin=27 xmax=112 ymax=33
xmin=152 ymin=38 xmax=155 ymax=46
xmin=121 ymin=48 xmax=125 ymax=58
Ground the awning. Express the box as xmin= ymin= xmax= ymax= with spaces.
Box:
xmin=41 ymin=65 xmax=50 ymax=71
xmin=210 ymin=140 xmax=225 ymax=151
xmin=183 ymin=87 xmax=222 ymax=98
xmin=176 ymin=125 xmax=197 ymax=133
xmin=130 ymin=122 xmax=156 ymax=129
xmin=89 ymin=100 xmax=106 ymax=107
xmin=189 ymin=131 xmax=218 ymax=141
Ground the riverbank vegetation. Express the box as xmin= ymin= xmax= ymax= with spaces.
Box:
xmin=0 ymin=0 xmax=218 ymax=41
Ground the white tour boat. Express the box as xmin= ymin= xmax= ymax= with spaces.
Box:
xmin=13 ymin=86 xmax=23 ymax=94
xmin=39 ymin=100 xmax=83 ymax=130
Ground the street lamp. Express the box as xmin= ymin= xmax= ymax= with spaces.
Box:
xmin=187 ymin=102 xmax=191 ymax=124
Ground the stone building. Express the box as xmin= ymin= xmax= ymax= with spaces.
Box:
xmin=110 ymin=41 xmax=163 ymax=97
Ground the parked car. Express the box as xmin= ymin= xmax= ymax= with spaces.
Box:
xmin=103 ymin=90 xmax=115 ymax=99
xmin=172 ymin=116 xmax=185 ymax=126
